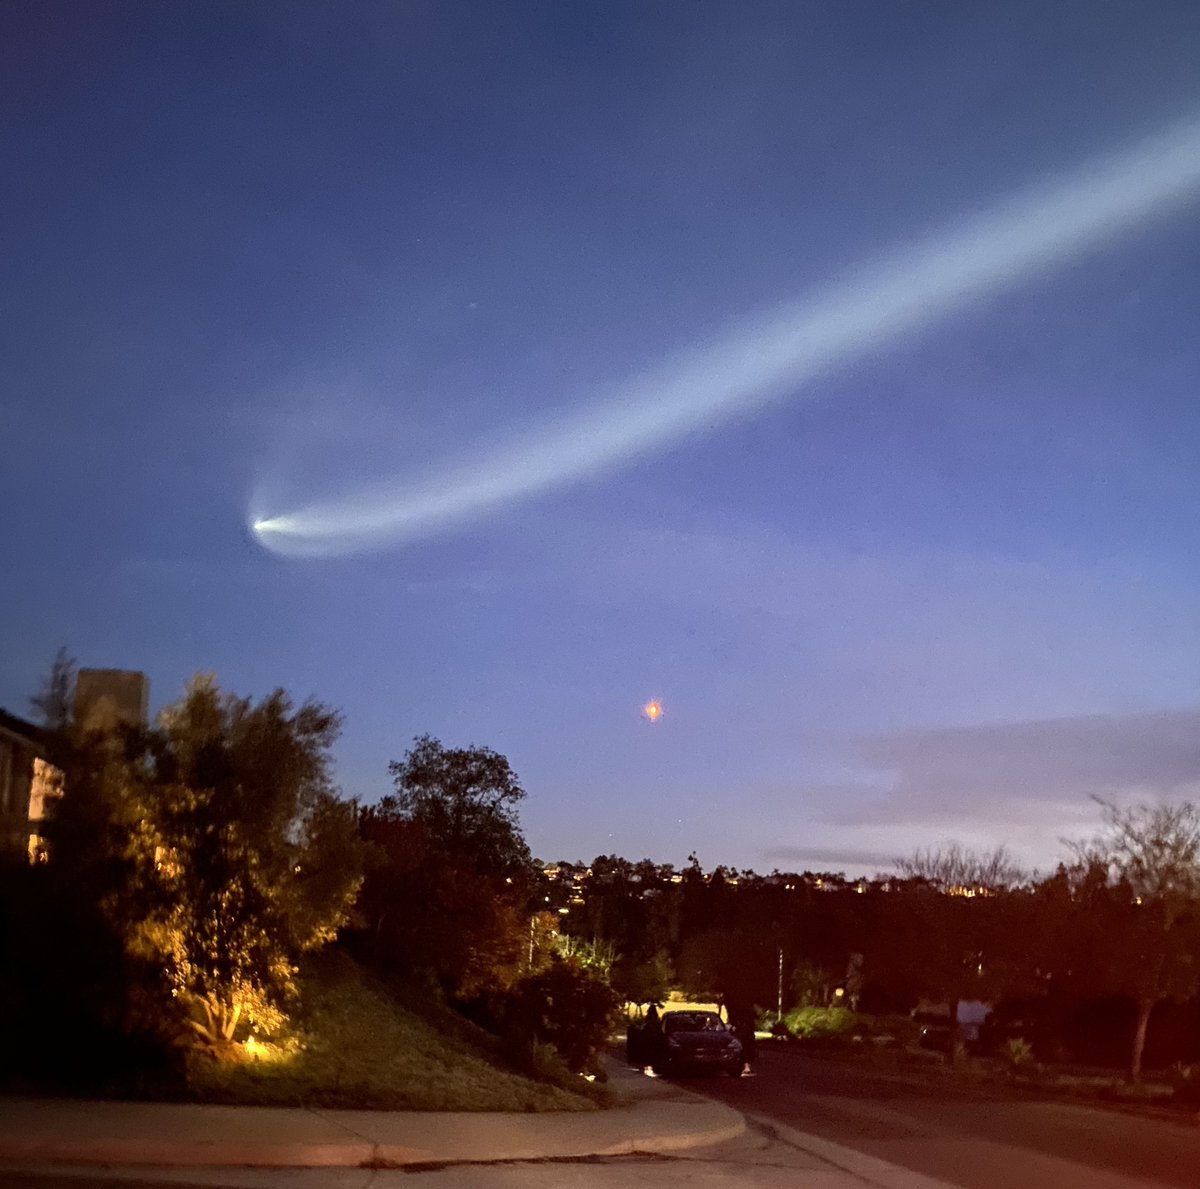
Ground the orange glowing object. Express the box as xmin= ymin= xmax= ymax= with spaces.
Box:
xmin=643 ymin=700 xmax=663 ymax=722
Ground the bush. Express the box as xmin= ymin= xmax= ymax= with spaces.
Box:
xmin=1002 ymin=1037 xmax=1036 ymax=1071
xmin=782 ymin=1006 xmax=861 ymax=1041
xmin=508 ymin=958 xmax=621 ymax=1074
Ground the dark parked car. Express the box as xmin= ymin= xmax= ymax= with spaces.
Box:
xmin=650 ymin=1010 xmax=744 ymax=1076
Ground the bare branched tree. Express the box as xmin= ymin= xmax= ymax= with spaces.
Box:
xmin=1063 ymin=798 xmax=1200 ymax=1081
xmin=896 ymin=843 xmax=1025 ymax=892
xmin=1072 ymin=798 xmax=1200 ymax=903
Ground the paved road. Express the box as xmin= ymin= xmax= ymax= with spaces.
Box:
xmin=691 ymin=1048 xmax=1200 ymax=1189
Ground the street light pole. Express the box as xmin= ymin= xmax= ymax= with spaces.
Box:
xmin=777 ymin=946 xmax=783 ymax=1021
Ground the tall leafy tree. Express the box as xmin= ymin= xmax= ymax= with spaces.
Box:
xmin=106 ymin=676 xmax=366 ymax=1048
xmin=387 ymin=735 xmax=532 ymax=879
xmin=356 ymin=737 xmax=536 ymax=996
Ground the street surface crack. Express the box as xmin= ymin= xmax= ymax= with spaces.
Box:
xmin=360 ymin=1151 xmax=679 ymax=1173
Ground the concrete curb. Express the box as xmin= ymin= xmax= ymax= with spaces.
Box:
xmin=0 ymin=1083 xmax=744 ymax=1169
xmin=0 ymin=1137 xmax=377 ymax=1169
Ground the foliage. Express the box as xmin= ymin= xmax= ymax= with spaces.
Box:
xmin=355 ymin=736 xmax=542 ymax=999
xmin=872 ymin=847 xmax=1035 ymax=1061
xmin=613 ymin=950 xmax=673 ymax=1006
xmin=386 ymin=735 xmax=533 ymax=881
xmin=565 ymin=855 xmax=682 ymax=981
xmin=102 ymin=676 xmax=366 ymax=1048
xmin=0 ymin=857 xmax=173 ymax=1095
xmin=1002 ymin=1037 xmax=1035 ymax=1070
xmin=677 ymin=927 xmax=779 ymax=1008
xmin=554 ymin=934 xmax=616 ymax=974
xmin=1056 ymin=800 xmax=1200 ymax=1082
xmin=791 ymin=960 xmax=840 ymax=1008
xmin=508 ymin=958 xmax=622 ymax=1074
xmin=782 ymin=1005 xmax=860 ymax=1041
xmin=355 ymin=800 xmax=531 ymax=997
xmin=28 ymin=645 xmax=75 ymax=736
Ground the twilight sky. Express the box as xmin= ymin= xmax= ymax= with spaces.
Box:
xmin=3 ymin=1 xmax=1200 ymax=876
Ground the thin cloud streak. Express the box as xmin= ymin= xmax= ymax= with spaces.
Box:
xmin=786 ymin=710 xmax=1200 ymax=858
xmin=744 ymin=710 xmax=1200 ymax=876
xmin=759 ymin=845 xmax=899 ymax=872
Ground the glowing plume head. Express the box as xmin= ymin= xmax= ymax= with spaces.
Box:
xmin=250 ymin=113 xmax=1200 ymax=558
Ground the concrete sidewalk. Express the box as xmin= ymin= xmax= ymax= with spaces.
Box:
xmin=0 ymin=1060 xmax=744 ymax=1170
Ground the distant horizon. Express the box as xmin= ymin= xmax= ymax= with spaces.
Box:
xmin=6 ymin=652 xmax=1187 ymax=879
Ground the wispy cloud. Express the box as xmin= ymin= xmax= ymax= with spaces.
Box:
xmin=842 ymin=709 xmax=1200 ymax=825
xmin=760 ymin=844 xmax=900 ymax=872
xmin=751 ymin=709 xmax=1200 ymax=874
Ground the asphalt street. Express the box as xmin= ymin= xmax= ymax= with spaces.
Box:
xmin=692 ymin=1048 xmax=1200 ymax=1189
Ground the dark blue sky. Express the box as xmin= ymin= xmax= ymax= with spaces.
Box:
xmin=4 ymin=1 xmax=1200 ymax=873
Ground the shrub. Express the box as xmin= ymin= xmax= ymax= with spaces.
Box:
xmin=509 ymin=958 xmax=621 ymax=1074
xmin=1002 ymin=1037 xmax=1035 ymax=1071
xmin=783 ymin=1006 xmax=860 ymax=1041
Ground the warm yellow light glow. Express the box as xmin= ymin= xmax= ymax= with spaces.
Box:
xmin=643 ymin=700 xmax=663 ymax=723
xmin=244 ymin=1036 xmax=269 ymax=1060
xmin=240 ymin=1034 xmax=296 ymax=1065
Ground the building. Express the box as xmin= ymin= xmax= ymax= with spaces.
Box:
xmin=75 ymin=668 xmax=150 ymax=735
xmin=0 ymin=708 xmax=52 ymax=861
xmin=0 ymin=668 xmax=149 ymax=863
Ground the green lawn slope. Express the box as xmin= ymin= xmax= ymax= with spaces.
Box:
xmin=186 ymin=955 xmax=596 ymax=1112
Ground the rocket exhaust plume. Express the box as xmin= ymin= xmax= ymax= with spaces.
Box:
xmin=252 ymin=113 xmax=1200 ymax=557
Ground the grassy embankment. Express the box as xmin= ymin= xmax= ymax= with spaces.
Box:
xmin=187 ymin=955 xmax=599 ymax=1112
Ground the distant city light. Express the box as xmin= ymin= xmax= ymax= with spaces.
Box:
xmin=643 ymin=700 xmax=663 ymax=723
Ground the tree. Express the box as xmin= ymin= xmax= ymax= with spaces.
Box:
xmin=356 ymin=738 xmax=537 ymax=997
xmin=878 ymin=846 xmax=1031 ymax=1062
xmin=29 ymin=647 xmax=76 ymax=749
xmin=566 ymin=855 xmax=680 ymax=980
xmin=509 ymin=957 xmax=621 ymax=1073
xmin=103 ymin=676 xmax=366 ymax=1049
xmin=612 ymin=950 xmax=673 ymax=1007
xmin=355 ymin=798 xmax=532 ymax=997
xmin=677 ymin=927 xmax=778 ymax=1009
xmin=1063 ymin=800 xmax=1200 ymax=1082
xmin=386 ymin=735 xmax=533 ymax=880
xmin=895 ymin=844 xmax=1024 ymax=893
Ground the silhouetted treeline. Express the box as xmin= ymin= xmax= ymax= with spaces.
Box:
xmin=545 ymin=821 xmax=1200 ymax=1083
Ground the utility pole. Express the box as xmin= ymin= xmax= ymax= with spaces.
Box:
xmin=777 ymin=946 xmax=784 ymax=1021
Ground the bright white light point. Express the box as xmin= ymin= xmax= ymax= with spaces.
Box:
xmin=643 ymin=700 xmax=663 ymax=723
xmin=249 ymin=112 xmax=1200 ymax=558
